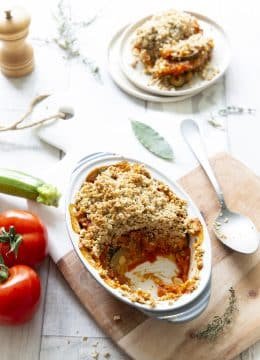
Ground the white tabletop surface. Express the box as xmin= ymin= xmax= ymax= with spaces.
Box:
xmin=0 ymin=0 xmax=259 ymax=359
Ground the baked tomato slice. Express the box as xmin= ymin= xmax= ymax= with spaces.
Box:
xmin=0 ymin=210 xmax=47 ymax=267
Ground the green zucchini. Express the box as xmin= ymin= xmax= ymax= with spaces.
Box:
xmin=0 ymin=169 xmax=61 ymax=207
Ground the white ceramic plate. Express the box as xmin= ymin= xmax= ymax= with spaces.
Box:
xmin=120 ymin=11 xmax=231 ymax=97
xmin=108 ymin=26 xmax=202 ymax=103
xmin=66 ymin=153 xmax=212 ymax=315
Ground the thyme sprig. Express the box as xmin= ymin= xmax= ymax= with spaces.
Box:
xmin=207 ymin=113 xmax=224 ymax=130
xmin=192 ymin=287 xmax=237 ymax=342
xmin=53 ymin=0 xmax=101 ymax=80
xmin=207 ymin=106 xmax=256 ymax=130
xmin=218 ymin=106 xmax=256 ymax=117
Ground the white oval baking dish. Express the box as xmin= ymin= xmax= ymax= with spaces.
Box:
xmin=65 ymin=152 xmax=212 ymax=322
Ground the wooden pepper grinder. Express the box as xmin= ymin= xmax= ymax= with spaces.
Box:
xmin=0 ymin=7 xmax=34 ymax=77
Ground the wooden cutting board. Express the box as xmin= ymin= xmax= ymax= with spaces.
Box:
xmin=54 ymin=153 xmax=260 ymax=360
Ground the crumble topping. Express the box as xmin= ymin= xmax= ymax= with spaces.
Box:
xmin=74 ymin=162 xmax=188 ymax=256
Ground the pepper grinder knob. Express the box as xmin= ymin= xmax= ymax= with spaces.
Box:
xmin=5 ymin=10 xmax=12 ymax=20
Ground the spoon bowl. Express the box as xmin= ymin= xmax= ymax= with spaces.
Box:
xmin=214 ymin=207 xmax=259 ymax=254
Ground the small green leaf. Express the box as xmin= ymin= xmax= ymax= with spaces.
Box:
xmin=131 ymin=120 xmax=174 ymax=160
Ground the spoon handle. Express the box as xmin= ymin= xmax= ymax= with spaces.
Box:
xmin=181 ymin=119 xmax=224 ymax=204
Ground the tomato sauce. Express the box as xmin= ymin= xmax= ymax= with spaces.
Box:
xmin=99 ymin=229 xmax=191 ymax=297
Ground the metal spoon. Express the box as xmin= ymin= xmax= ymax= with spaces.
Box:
xmin=181 ymin=119 xmax=259 ymax=254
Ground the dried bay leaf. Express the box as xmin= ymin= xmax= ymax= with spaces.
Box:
xmin=131 ymin=120 xmax=174 ymax=160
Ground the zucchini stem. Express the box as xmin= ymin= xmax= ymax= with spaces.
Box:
xmin=0 ymin=169 xmax=61 ymax=207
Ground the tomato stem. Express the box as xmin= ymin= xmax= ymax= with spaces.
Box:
xmin=0 ymin=226 xmax=23 ymax=258
xmin=0 ymin=255 xmax=9 ymax=282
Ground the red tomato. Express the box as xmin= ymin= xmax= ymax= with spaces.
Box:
xmin=0 ymin=210 xmax=48 ymax=267
xmin=0 ymin=265 xmax=41 ymax=325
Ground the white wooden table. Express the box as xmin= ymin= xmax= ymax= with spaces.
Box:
xmin=0 ymin=0 xmax=259 ymax=359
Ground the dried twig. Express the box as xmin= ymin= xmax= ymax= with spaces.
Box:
xmin=0 ymin=94 xmax=67 ymax=132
